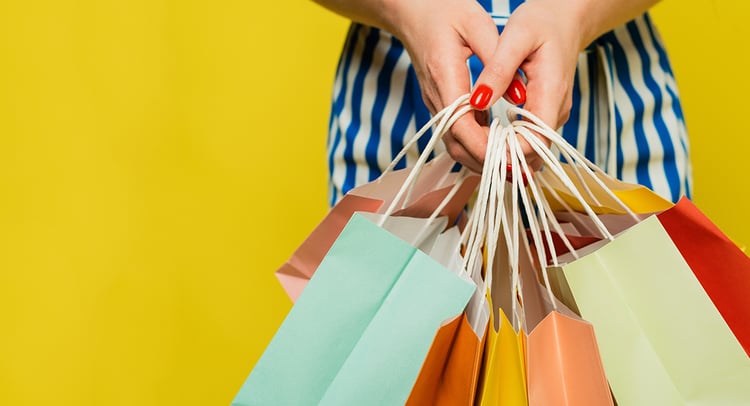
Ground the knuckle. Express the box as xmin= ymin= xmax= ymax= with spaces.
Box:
xmin=559 ymin=97 xmax=573 ymax=125
xmin=558 ymin=110 xmax=571 ymax=127
xmin=424 ymin=57 xmax=448 ymax=83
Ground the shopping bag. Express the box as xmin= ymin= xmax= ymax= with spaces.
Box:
xmin=475 ymin=300 xmax=527 ymax=406
xmin=552 ymin=209 xmax=653 ymax=238
xmin=275 ymin=153 xmax=479 ymax=301
xmin=393 ymin=129 xmax=530 ymax=406
xmin=477 ymin=230 xmax=611 ymax=406
xmin=549 ymin=195 xmax=750 ymax=357
xmin=508 ymin=147 xmax=613 ymax=406
xmin=276 ymin=96 xmax=481 ymax=302
xmin=471 ymin=117 xmax=612 ymax=405
xmin=477 ymin=300 xmax=528 ymax=406
xmin=657 ymin=197 xmax=750 ymax=357
xmin=538 ymin=161 xmax=673 ymax=214
xmin=233 ymin=213 xmax=475 ymax=405
xmin=504 ymin=106 xmax=750 ymax=404
xmin=407 ymin=313 xmax=486 ymax=406
xmin=551 ymin=215 xmax=750 ymax=405
xmin=406 ymin=226 xmax=489 ymax=406
xmin=476 ymin=199 xmax=528 ymax=406
xmin=521 ymin=256 xmax=612 ymax=406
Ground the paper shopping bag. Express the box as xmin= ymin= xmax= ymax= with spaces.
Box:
xmin=517 ymin=232 xmax=613 ymax=406
xmin=551 ymin=215 xmax=750 ymax=405
xmin=478 ymin=227 xmax=530 ymax=405
xmin=525 ymin=311 xmax=612 ymax=406
xmin=406 ymin=313 xmax=486 ymax=406
xmin=551 ymin=197 xmax=750 ymax=357
xmin=275 ymin=153 xmax=479 ymax=301
xmin=527 ymin=228 xmax=601 ymax=260
xmin=475 ymin=299 xmax=527 ymax=406
xmin=556 ymin=197 xmax=750 ymax=355
xmin=657 ymin=197 xmax=750 ymax=357
xmin=406 ymin=227 xmax=489 ymax=406
xmin=233 ymin=214 xmax=475 ymax=406
xmin=538 ymin=163 xmax=673 ymax=214
xmin=553 ymin=210 xmax=653 ymax=239
xmin=487 ymin=157 xmax=613 ymax=405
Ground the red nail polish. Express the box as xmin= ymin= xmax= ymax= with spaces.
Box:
xmin=470 ymin=84 xmax=493 ymax=109
xmin=505 ymin=164 xmax=529 ymax=186
xmin=505 ymin=79 xmax=526 ymax=105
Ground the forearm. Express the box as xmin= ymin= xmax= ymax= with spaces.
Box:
xmin=311 ymin=0 xmax=397 ymax=33
xmin=571 ymin=0 xmax=662 ymax=49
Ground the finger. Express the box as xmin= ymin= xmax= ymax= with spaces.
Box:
xmin=502 ymin=71 xmax=527 ymax=106
xmin=443 ymin=114 xmax=487 ymax=173
xmin=474 ymin=109 xmax=490 ymax=126
xmin=468 ymin=23 xmax=536 ymax=110
xmin=431 ymin=9 xmax=499 ymax=108
xmin=417 ymin=41 xmax=472 ymax=113
xmin=457 ymin=5 xmax=501 ymax=65
xmin=522 ymin=64 xmax=572 ymax=130
xmin=442 ymin=135 xmax=484 ymax=173
xmin=450 ymin=114 xmax=488 ymax=164
xmin=516 ymin=69 xmax=569 ymax=158
xmin=420 ymin=23 xmax=495 ymax=171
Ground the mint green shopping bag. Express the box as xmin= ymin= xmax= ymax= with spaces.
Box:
xmin=233 ymin=213 xmax=475 ymax=405
xmin=551 ymin=215 xmax=750 ymax=405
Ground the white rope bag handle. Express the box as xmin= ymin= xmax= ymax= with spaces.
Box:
xmin=502 ymin=104 xmax=657 ymax=311
xmin=377 ymin=95 xmax=472 ymax=222
xmin=508 ymin=106 xmax=639 ymax=223
xmin=477 ymin=103 xmax=639 ymax=318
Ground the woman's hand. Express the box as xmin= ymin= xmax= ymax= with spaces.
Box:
xmin=312 ymin=0 xmax=499 ymax=172
xmin=467 ymin=0 xmax=662 ymax=160
xmin=358 ymin=0 xmax=586 ymax=172
xmin=382 ymin=0 xmax=502 ymax=173
xmin=464 ymin=0 xmax=585 ymax=167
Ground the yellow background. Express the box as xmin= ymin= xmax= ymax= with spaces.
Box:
xmin=0 ymin=1 xmax=747 ymax=404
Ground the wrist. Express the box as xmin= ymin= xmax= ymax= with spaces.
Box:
xmin=378 ymin=0 xmax=408 ymax=37
xmin=568 ymin=0 xmax=605 ymax=50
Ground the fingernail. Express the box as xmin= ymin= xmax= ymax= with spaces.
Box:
xmin=505 ymin=164 xmax=529 ymax=186
xmin=470 ymin=84 xmax=493 ymax=110
xmin=504 ymin=79 xmax=526 ymax=105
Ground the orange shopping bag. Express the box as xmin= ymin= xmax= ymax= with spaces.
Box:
xmin=406 ymin=206 xmax=490 ymax=405
xmin=473 ymin=117 xmax=613 ymax=405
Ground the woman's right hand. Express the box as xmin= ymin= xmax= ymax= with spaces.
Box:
xmin=313 ymin=0 xmax=515 ymax=173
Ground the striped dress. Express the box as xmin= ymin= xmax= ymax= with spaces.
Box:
xmin=325 ymin=1 xmax=692 ymax=206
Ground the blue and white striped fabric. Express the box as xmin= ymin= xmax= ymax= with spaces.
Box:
xmin=326 ymin=2 xmax=692 ymax=206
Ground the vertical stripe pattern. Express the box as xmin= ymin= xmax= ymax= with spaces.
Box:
xmin=327 ymin=9 xmax=691 ymax=205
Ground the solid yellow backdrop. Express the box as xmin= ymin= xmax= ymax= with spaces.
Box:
xmin=0 ymin=1 xmax=747 ymax=405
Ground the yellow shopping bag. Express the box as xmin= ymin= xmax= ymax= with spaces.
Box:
xmin=475 ymin=295 xmax=527 ymax=406
xmin=539 ymin=163 xmax=673 ymax=214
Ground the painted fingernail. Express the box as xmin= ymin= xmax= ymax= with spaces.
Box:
xmin=505 ymin=164 xmax=529 ymax=186
xmin=470 ymin=84 xmax=493 ymax=110
xmin=504 ymin=79 xmax=526 ymax=105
